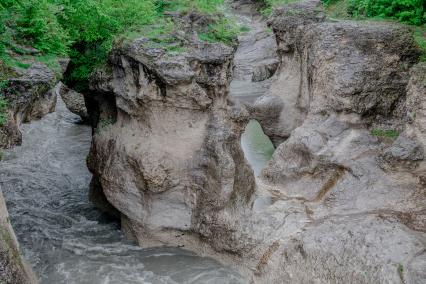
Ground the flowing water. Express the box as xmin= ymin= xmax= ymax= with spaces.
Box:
xmin=230 ymin=7 xmax=277 ymax=176
xmin=0 ymin=98 xmax=245 ymax=284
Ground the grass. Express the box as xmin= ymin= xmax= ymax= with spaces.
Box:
xmin=258 ymin=0 xmax=301 ymax=15
xmin=240 ymin=25 xmax=251 ymax=32
xmin=198 ymin=18 xmax=241 ymax=45
xmin=371 ymin=129 xmax=400 ymax=138
xmin=1 ymin=0 xmax=240 ymax=92
xmin=34 ymin=54 xmax=62 ymax=76
xmin=398 ymin=264 xmax=405 ymax=284
xmin=158 ymin=0 xmax=226 ymax=14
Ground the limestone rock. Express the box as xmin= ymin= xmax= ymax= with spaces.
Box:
xmin=0 ymin=63 xmax=60 ymax=148
xmin=87 ymin=37 xmax=255 ymax=245
xmin=85 ymin=2 xmax=426 ymax=283
xmin=58 ymin=82 xmax=89 ymax=121
xmin=250 ymin=1 xmax=426 ymax=283
xmin=252 ymin=0 xmax=420 ymax=147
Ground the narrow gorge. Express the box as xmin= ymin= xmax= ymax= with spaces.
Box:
xmin=0 ymin=0 xmax=425 ymax=283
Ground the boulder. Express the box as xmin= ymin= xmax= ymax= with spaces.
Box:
xmin=58 ymin=82 xmax=89 ymax=121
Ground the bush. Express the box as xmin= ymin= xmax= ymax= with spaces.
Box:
xmin=16 ymin=0 xmax=69 ymax=54
xmin=323 ymin=0 xmax=425 ymax=25
xmin=371 ymin=128 xmax=400 ymax=138
xmin=0 ymin=0 xmax=236 ymax=91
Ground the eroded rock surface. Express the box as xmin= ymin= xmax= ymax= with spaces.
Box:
xmin=0 ymin=63 xmax=61 ymax=148
xmin=87 ymin=33 xmax=255 ymax=247
xmin=249 ymin=1 xmax=425 ymax=283
xmin=230 ymin=0 xmax=279 ymax=105
xmin=58 ymin=82 xmax=89 ymax=121
xmin=86 ymin=1 xmax=426 ymax=283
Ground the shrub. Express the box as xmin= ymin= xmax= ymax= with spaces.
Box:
xmin=16 ymin=0 xmax=69 ymax=54
xmin=323 ymin=0 xmax=425 ymax=25
xmin=0 ymin=0 xmax=237 ymax=91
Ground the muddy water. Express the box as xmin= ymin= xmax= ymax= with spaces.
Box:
xmin=0 ymin=98 xmax=245 ymax=284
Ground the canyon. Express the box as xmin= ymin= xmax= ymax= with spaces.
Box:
xmin=0 ymin=0 xmax=425 ymax=283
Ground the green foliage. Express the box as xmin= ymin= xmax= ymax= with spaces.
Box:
xmin=161 ymin=0 xmax=225 ymax=14
xmin=322 ymin=0 xmax=425 ymax=25
xmin=0 ymin=80 xmax=9 ymax=127
xmin=96 ymin=117 xmax=116 ymax=133
xmin=413 ymin=26 xmax=426 ymax=61
xmin=322 ymin=0 xmax=426 ymax=61
xmin=16 ymin=0 xmax=69 ymax=54
xmin=240 ymin=25 xmax=251 ymax=32
xmin=370 ymin=128 xmax=400 ymax=138
xmin=58 ymin=0 xmax=159 ymax=90
xmin=0 ymin=0 xmax=236 ymax=91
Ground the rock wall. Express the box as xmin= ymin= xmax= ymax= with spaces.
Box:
xmin=0 ymin=62 xmax=64 ymax=149
xmin=249 ymin=1 xmax=425 ymax=283
xmin=0 ymin=191 xmax=37 ymax=284
xmin=87 ymin=37 xmax=256 ymax=247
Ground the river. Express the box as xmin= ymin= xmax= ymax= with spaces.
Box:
xmin=0 ymin=4 xmax=275 ymax=283
xmin=0 ymin=98 xmax=245 ymax=284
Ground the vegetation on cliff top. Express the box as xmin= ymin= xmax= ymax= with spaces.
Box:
xmin=322 ymin=0 xmax=425 ymax=25
xmin=0 ymin=0 xmax=239 ymax=92
xmin=322 ymin=0 xmax=426 ymax=60
xmin=259 ymin=0 xmax=425 ymax=60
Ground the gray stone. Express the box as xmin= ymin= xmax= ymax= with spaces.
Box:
xmin=84 ymin=2 xmax=426 ymax=283
xmin=58 ymin=82 xmax=89 ymax=121
xmin=0 ymin=63 xmax=60 ymax=149
xmin=87 ymin=30 xmax=255 ymax=245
